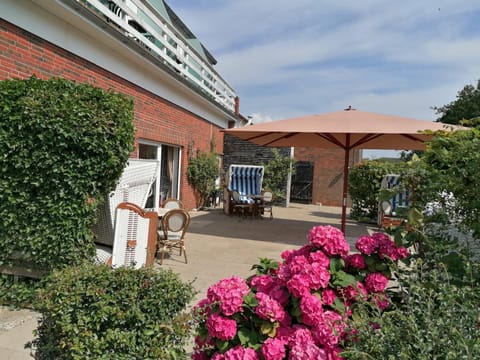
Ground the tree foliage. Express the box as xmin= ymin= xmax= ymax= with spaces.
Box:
xmin=187 ymin=147 xmax=219 ymax=209
xmin=0 ymin=76 xmax=135 ymax=271
xmin=348 ymin=160 xmax=410 ymax=221
xmin=433 ymin=80 xmax=480 ymax=125
xmin=421 ymin=129 xmax=480 ymax=235
xmin=262 ymin=149 xmax=295 ymax=201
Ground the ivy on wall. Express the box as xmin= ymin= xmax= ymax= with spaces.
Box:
xmin=0 ymin=76 xmax=135 ymax=271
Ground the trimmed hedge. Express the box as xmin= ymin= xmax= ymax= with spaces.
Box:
xmin=0 ymin=77 xmax=135 ymax=271
xmin=31 ymin=263 xmax=196 ymax=359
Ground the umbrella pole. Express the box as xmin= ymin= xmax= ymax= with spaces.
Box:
xmin=341 ymin=135 xmax=351 ymax=234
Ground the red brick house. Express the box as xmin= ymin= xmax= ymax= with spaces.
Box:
xmin=0 ymin=0 xmax=242 ymax=209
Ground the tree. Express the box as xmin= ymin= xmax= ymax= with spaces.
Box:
xmin=421 ymin=128 xmax=480 ymax=236
xmin=187 ymin=149 xmax=219 ymax=209
xmin=262 ymin=149 xmax=295 ymax=201
xmin=433 ymin=80 xmax=480 ymax=125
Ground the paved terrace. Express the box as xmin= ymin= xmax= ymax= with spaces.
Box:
xmin=0 ymin=204 xmax=377 ymax=359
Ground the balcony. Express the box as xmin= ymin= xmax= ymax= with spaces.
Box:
xmin=69 ymin=0 xmax=237 ymax=114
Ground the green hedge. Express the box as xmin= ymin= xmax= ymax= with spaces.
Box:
xmin=31 ymin=263 xmax=196 ymax=359
xmin=0 ymin=77 xmax=135 ymax=271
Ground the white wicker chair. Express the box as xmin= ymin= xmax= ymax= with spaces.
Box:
xmin=110 ymin=202 xmax=158 ymax=269
xmin=93 ymin=159 xmax=159 ymax=247
xmin=93 ymin=159 xmax=159 ymax=266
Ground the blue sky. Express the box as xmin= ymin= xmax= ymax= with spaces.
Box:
xmin=168 ymin=1 xmax=480 ymax=158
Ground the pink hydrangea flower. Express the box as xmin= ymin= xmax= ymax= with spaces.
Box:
xmin=276 ymin=263 xmax=291 ymax=282
xmin=223 ymin=345 xmax=259 ymax=360
xmin=305 ymin=262 xmax=331 ymax=290
xmin=355 ymin=236 xmax=378 ymax=255
xmin=250 ymin=274 xmax=275 ymax=293
xmin=378 ymin=241 xmax=400 ymax=260
xmin=275 ymin=325 xmax=294 ymax=342
xmin=309 ymin=250 xmax=330 ymax=268
xmin=211 ymin=353 xmax=225 ymax=360
xmin=287 ymin=325 xmax=315 ymax=347
xmin=396 ymin=246 xmax=410 ymax=259
xmin=261 ymin=337 xmax=287 ymax=360
xmin=313 ymin=311 xmax=348 ymax=348
xmin=286 ymin=274 xmax=310 ymax=298
xmin=312 ymin=322 xmax=340 ymax=348
xmin=364 ymin=272 xmax=389 ymax=293
xmin=373 ymin=293 xmax=390 ymax=310
xmin=341 ymin=284 xmax=361 ymax=302
xmin=346 ymin=253 xmax=367 ymax=269
xmin=268 ymin=284 xmax=290 ymax=307
xmin=370 ymin=232 xmax=392 ymax=244
xmin=280 ymin=249 xmax=296 ymax=261
xmin=289 ymin=343 xmax=327 ymax=360
xmin=308 ymin=225 xmax=350 ymax=258
xmin=287 ymin=255 xmax=310 ymax=275
xmin=207 ymin=276 xmax=250 ymax=316
xmin=193 ymin=298 xmax=212 ymax=317
xmin=206 ymin=313 xmax=237 ymax=340
xmin=322 ymin=288 xmax=337 ymax=306
xmin=326 ymin=346 xmax=344 ymax=360
xmin=255 ymin=292 xmax=286 ymax=322
xmin=300 ymin=292 xmax=324 ymax=326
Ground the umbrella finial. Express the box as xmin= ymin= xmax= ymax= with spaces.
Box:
xmin=344 ymin=105 xmax=356 ymax=111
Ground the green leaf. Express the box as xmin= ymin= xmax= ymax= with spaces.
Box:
xmin=329 ymin=257 xmax=345 ymax=273
xmin=243 ymin=292 xmax=258 ymax=308
xmin=259 ymin=321 xmax=279 ymax=337
xmin=331 ymin=270 xmax=357 ymax=287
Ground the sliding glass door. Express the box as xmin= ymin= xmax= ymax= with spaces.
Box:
xmin=138 ymin=141 xmax=181 ymax=207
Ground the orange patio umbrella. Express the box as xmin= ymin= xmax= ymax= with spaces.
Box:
xmin=224 ymin=107 xmax=456 ymax=233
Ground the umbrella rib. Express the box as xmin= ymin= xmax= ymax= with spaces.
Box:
xmin=351 ymin=134 xmax=382 ymax=148
xmin=242 ymin=132 xmax=288 ymax=146
xmin=402 ymin=134 xmax=425 ymax=143
xmin=261 ymin=132 xmax=298 ymax=146
xmin=315 ymin=133 xmax=346 ymax=149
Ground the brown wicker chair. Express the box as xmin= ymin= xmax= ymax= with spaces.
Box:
xmin=157 ymin=209 xmax=190 ymax=264
xmin=257 ymin=190 xmax=273 ymax=219
xmin=162 ymin=198 xmax=184 ymax=209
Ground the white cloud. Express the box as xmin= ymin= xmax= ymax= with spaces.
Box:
xmin=169 ymin=0 xmax=480 ymax=126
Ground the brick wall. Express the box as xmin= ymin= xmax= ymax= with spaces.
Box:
xmin=294 ymin=147 xmax=361 ymax=207
xmin=0 ymin=19 xmax=225 ymax=209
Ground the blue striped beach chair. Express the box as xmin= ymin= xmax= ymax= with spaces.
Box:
xmin=227 ymin=165 xmax=264 ymax=216
xmin=378 ymin=174 xmax=410 ymax=227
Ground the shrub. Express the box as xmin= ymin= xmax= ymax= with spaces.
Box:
xmin=187 ymin=149 xmax=219 ymax=209
xmin=262 ymin=149 xmax=295 ymax=202
xmin=0 ymin=274 xmax=45 ymax=309
xmin=342 ymin=258 xmax=480 ymax=359
xmin=31 ymin=263 xmax=196 ymax=359
xmin=192 ymin=226 xmax=409 ymax=359
xmin=0 ymin=76 xmax=135 ymax=271
xmin=348 ymin=160 xmax=411 ymax=222
xmin=421 ymin=128 xmax=480 ymax=236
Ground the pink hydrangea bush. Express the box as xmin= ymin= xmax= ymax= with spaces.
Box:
xmin=192 ymin=225 xmax=409 ymax=359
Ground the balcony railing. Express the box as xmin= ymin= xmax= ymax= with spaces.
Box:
xmin=73 ymin=0 xmax=237 ymax=113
